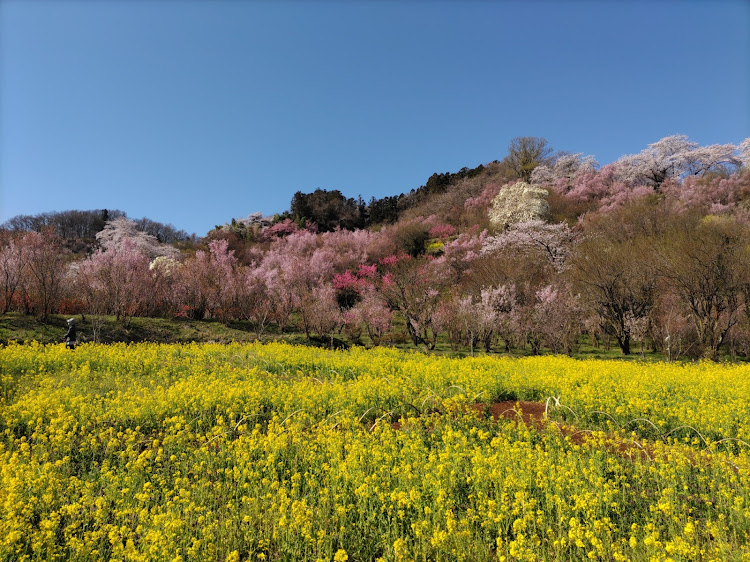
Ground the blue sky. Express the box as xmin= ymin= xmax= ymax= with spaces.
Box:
xmin=1 ymin=0 xmax=749 ymax=236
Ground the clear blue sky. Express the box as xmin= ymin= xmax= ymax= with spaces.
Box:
xmin=2 ymin=0 xmax=749 ymax=236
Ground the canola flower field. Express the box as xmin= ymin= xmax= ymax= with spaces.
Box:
xmin=1 ymin=342 xmax=749 ymax=561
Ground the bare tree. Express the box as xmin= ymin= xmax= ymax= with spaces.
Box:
xmin=568 ymin=228 xmax=655 ymax=356
xmin=503 ymin=137 xmax=554 ymax=183
xmin=654 ymin=214 xmax=749 ymax=359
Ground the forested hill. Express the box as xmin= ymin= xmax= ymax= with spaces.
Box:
xmin=1 ymin=209 xmax=197 ymax=254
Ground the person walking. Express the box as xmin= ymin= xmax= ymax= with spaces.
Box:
xmin=64 ymin=318 xmax=77 ymax=350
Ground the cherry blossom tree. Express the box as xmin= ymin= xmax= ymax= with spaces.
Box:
xmin=350 ymin=288 xmax=392 ymax=344
xmin=661 ymin=173 xmax=750 ymax=216
xmin=428 ymin=223 xmax=457 ymax=240
xmin=74 ymin=238 xmax=152 ymax=325
xmin=173 ymin=240 xmax=243 ymax=321
xmin=434 ymin=296 xmax=470 ymax=351
xmin=530 ymin=152 xmax=598 ymax=187
xmin=0 ymin=233 xmax=25 ymax=313
xmin=19 ymin=230 xmax=69 ymax=320
xmin=256 ymin=267 xmax=296 ymax=332
xmin=738 ymin=138 xmax=750 ymax=168
xmin=531 ymin=284 xmax=582 ymax=354
xmin=378 ymin=255 xmax=448 ymax=349
xmin=148 ymin=256 xmax=180 ymax=318
xmin=615 ymin=135 xmax=740 ymax=188
xmin=260 ymin=218 xmax=300 ymax=240
xmin=240 ymin=271 xmax=274 ymax=337
xmin=482 ymin=220 xmax=575 ymax=270
xmin=436 ymin=227 xmax=488 ymax=283
xmin=96 ymin=217 xmax=179 ymax=259
xmin=300 ymin=283 xmax=343 ymax=346
xmin=464 ymin=183 xmax=502 ymax=214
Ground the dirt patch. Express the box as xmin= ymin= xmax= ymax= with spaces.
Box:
xmin=468 ymin=400 xmax=656 ymax=461
xmin=390 ymin=400 xmax=711 ymax=466
xmin=471 ymin=400 xmax=549 ymax=426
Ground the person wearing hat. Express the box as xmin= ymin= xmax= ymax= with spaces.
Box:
xmin=64 ymin=318 xmax=77 ymax=350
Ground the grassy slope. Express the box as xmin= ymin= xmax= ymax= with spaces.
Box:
xmin=0 ymin=312 xmax=676 ymax=363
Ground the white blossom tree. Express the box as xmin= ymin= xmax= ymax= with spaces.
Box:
xmin=738 ymin=138 xmax=750 ymax=168
xmin=96 ymin=217 xmax=179 ymax=259
xmin=488 ymin=182 xmax=550 ymax=229
xmin=615 ymin=135 xmax=740 ymax=188
xmin=530 ymin=153 xmax=598 ymax=186
xmin=482 ymin=220 xmax=575 ymax=270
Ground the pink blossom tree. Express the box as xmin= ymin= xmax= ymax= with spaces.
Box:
xmin=350 ymin=288 xmax=392 ymax=344
xmin=434 ymin=295 xmax=477 ymax=352
xmin=300 ymin=283 xmax=344 ymax=346
xmin=436 ymin=227 xmax=488 ymax=283
xmin=529 ymin=284 xmax=582 ymax=354
xmin=661 ymin=173 xmax=750 ymax=216
xmin=378 ymin=255 xmax=448 ymax=349
xmin=0 ymin=233 xmax=25 ymax=313
xmin=19 ymin=230 xmax=69 ymax=320
xmin=738 ymin=138 xmax=750 ymax=169
xmin=464 ymin=183 xmax=502 ymax=214
xmin=75 ymin=238 xmax=152 ymax=325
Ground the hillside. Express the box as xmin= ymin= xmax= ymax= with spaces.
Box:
xmin=2 ymin=135 xmax=750 ymax=361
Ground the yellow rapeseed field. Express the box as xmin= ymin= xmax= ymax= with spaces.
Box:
xmin=1 ymin=342 xmax=749 ymax=561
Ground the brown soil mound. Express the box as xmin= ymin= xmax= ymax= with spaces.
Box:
xmin=469 ymin=400 xmax=655 ymax=461
xmin=471 ymin=400 xmax=549 ymax=426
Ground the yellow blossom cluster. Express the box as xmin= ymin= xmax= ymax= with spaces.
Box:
xmin=1 ymin=342 xmax=749 ymax=560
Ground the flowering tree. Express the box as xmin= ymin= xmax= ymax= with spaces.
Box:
xmin=19 ymin=230 xmax=69 ymax=320
xmin=349 ymin=288 xmax=392 ymax=344
xmin=378 ymin=255 xmax=447 ymax=349
xmin=488 ymin=182 xmax=550 ymax=229
xmin=661 ymin=173 xmax=750 ymax=216
xmin=435 ymin=285 xmax=516 ymax=354
xmin=615 ymin=135 xmax=740 ymax=188
xmin=96 ymin=217 xmax=179 ymax=259
xmin=172 ymin=240 xmax=242 ymax=321
xmin=260 ymin=218 xmax=300 ymax=240
xmin=148 ymin=257 xmax=180 ymax=318
xmin=257 ymin=267 xmax=296 ymax=333
xmin=530 ymin=284 xmax=582 ymax=354
xmin=0 ymin=233 xmax=24 ymax=313
xmin=482 ymin=220 xmax=575 ymax=270
xmin=530 ymin=153 xmax=598 ymax=188
xmin=436 ymin=228 xmax=488 ymax=283
xmin=75 ymin=238 xmax=152 ymax=325
xmin=236 ymin=271 xmax=273 ymax=337
xmin=739 ymin=138 xmax=750 ymax=168
xmin=300 ymin=284 xmax=344 ymax=346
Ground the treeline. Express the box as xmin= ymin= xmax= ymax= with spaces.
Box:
xmin=266 ymin=163 xmax=491 ymax=235
xmin=2 ymin=135 xmax=750 ymax=360
xmin=278 ymin=139 xmax=542 ymax=231
xmin=1 ymin=209 xmax=196 ymax=254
